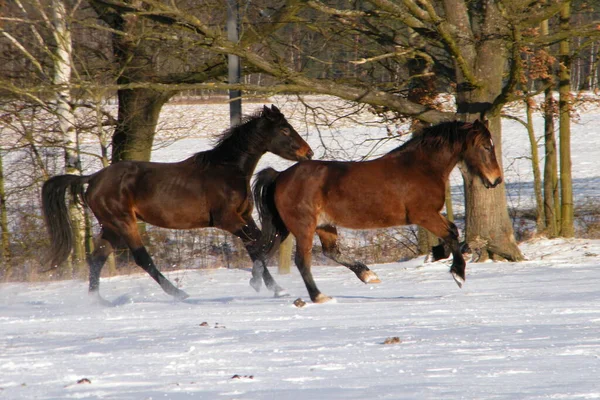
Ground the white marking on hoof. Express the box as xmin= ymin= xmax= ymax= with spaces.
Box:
xmin=89 ymin=292 xmax=113 ymax=307
xmin=249 ymin=277 xmax=262 ymax=292
xmin=313 ymin=293 xmax=333 ymax=304
xmin=451 ymin=272 xmax=464 ymax=288
xmin=174 ymin=289 xmax=190 ymax=301
xmin=274 ymin=288 xmax=289 ymax=298
xmin=361 ymin=270 xmax=381 ymax=284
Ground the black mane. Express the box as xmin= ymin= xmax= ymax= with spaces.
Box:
xmin=387 ymin=121 xmax=471 ymax=155
xmin=192 ymin=109 xmax=277 ymax=167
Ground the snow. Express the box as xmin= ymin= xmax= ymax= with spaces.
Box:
xmin=1 ymin=97 xmax=600 ymax=399
xmin=1 ymin=239 xmax=600 ymax=399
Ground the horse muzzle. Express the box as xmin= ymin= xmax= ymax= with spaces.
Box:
xmin=484 ymin=176 xmax=503 ymax=189
xmin=297 ymin=148 xmax=314 ymax=161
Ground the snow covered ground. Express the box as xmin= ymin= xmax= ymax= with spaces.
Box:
xmin=1 ymin=238 xmax=599 ymax=399
xmin=1 ymin=97 xmax=600 ymax=399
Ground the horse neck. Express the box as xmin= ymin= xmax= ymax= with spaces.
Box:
xmin=417 ymin=144 xmax=463 ymax=181
xmin=212 ymin=122 xmax=268 ymax=175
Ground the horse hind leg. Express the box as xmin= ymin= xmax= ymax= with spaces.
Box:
xmin=88 ymin=229 xmax=119 ymax=305
xmin=110 ymin=218 xmax=189 ymax=300
xmin=316 ymin=226 xmax=380 ymax=284
xmin=294 ymin=231 xmax=331 ymax=303
xmin=130 ymin=246 xmax=189 ymax=300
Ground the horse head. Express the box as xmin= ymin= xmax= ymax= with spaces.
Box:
xmin=261 ymin=105 xmax=313 ymax=161
xmin=462 ymin=119 xmax=503 ymax=189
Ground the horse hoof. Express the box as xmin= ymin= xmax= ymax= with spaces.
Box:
xmin=359 ymin=270 xmax=381 ymax=284
xmin=451 ymin=272 xmax=464 ymax=288
xmin=89 ymin=293 xmax=113 ymax=307
xmin=174 ymin=290 xmax=190 ymax=300
xmin=274 ymin=288 xmax=289 ymax=298
xmin=312 ymin=293 xmax=333 ymax=304
xmin=249 ymin=277 xmax=262 ymax=292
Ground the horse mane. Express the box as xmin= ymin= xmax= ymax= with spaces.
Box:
xmin=192 ymin=109 xmax=275 ymax=167
xmin=387 ymin=121 xmax=472 ymax=155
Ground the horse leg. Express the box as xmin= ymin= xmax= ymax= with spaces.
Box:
xmin=294 ymin=232 xmax=331 ymax=303
xmin=130 ymin=246 xmax=189 ymax=299
xmin=112 ymin=218 xmax=189 ymax=300
xmin=231 ymin=218 xmax=287 ymax=297
xmin=88 ymin=229 xmax=119 ymax=305
xmin=316 ymin=225 xmax=380 ymax=284
xmin=416 ymin=213 xmax=465 ymax=288
xmin=431 ymin=240 xmax=451 ymax=261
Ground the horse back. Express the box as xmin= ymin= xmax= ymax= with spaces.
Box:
xmin=275 ymin=157 xmax=447 ymax=230
xmin=85 ymin=159 xmax=251 ymax=229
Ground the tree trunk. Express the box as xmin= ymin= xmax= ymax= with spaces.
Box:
xmin=445 ymin=182 xmax=454 ymax=223
xmin=558 ymin=3 xmax=574 ymax=237
xmin=417 ymin=227 xmax=438 ymax=256
xmin=543 ymin=88 xmax=560 ymax=238
xmin=52 ymin=0 xmax=86 ymax=277
xmin=112 ymin=88 xmax=171 ymax=162
xmin=541 ymin=20 xmax=560 ymax=238
xmin=525 ymin=98 xmax=545 ymax=233
xmin=89 ymin=0 xmax=175 ymax=163
xmin=278 ymin=235 xmax=293 ymax=274
xmin=0 ymin=148 xmax=10 ymax=277
xmin=444 ymin=0 xmax=523 ymax=261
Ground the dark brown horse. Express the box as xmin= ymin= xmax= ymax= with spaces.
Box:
xmin=253 ymin=120 xmax=503 ymax=303
xmin=42 ymin=105 xmax=313 ymax=303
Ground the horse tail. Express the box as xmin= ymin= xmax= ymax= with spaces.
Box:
xmin=253 ymin=167 xmax=289 ymax=258
xmin=41 ymin=174 xmax=90 ymax=268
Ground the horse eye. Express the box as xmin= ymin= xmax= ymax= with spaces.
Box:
xmin=281 ymin=128 xmax=290 ymax=136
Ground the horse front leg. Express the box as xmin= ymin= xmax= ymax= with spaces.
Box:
xmin=232 ymin=218 xmax=288 ymax=297
xmin=416 ymin=213 xmax=466 ymax=288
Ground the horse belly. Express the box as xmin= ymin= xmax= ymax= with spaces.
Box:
xmin=135 ymin=207 xmax=211 ymax=230
xmin=134 ymin=194 xmax=212 ymax=230
xmin=320 ymin=202 xmax=408 ymax=230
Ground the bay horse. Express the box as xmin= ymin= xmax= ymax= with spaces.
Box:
xmin=42 ymin=105 xmax=313 ymax=302
xmin=253 ymin=120 xmax=503 ymax=303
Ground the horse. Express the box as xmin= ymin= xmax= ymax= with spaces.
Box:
xmin=252 ymin=120 xmax=503 ymax=303
xmin=42 ymin=105 xmax=313 ymax=303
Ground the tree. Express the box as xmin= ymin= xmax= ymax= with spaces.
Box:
xmin=558 ymin=2 xmax=574 ymax=237
xmin=0 ymin=148 xmax=10 ymax=274
xmin=1 ymin=0 xmax=88 ymax=275
xmin=80 ymin=0 xmax=600 ymax=262
xmin=52 ymin=0 xmax=87 ymax=274
xmin=540 ymin=17 xmax=560 ymax=238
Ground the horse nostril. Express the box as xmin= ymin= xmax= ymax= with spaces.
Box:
xmin=494 ymin=177 xmax=503 ymax=187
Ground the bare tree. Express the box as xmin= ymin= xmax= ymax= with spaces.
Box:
xmin=51 ymin=0 xmax=87 ymax=274
xmin=0 ymin=148 xmax=10 ymax=274
xmin=1 ymin=0 xmax=88 ymax=275
xmin=558 ymin=2 xmax=574 ymax=237
xmin=78 ymin=0 xmax=600 ymax=260
xmin=540 ymin=17 xmax=560 ymax=238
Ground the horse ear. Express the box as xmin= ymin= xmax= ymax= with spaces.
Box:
xmin=263 ymin=105 xmax=274 ymax=119
xmin=473 ymin=119 xmax=488 ymax=129
xmin=271 ymin=104 xmax=281 ymax=114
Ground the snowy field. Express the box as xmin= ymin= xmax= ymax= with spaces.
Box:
xmin=1 ymin=97 xmax=600 ymax=399
xmin=1 ymin=239 xmax=599 ymax=399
